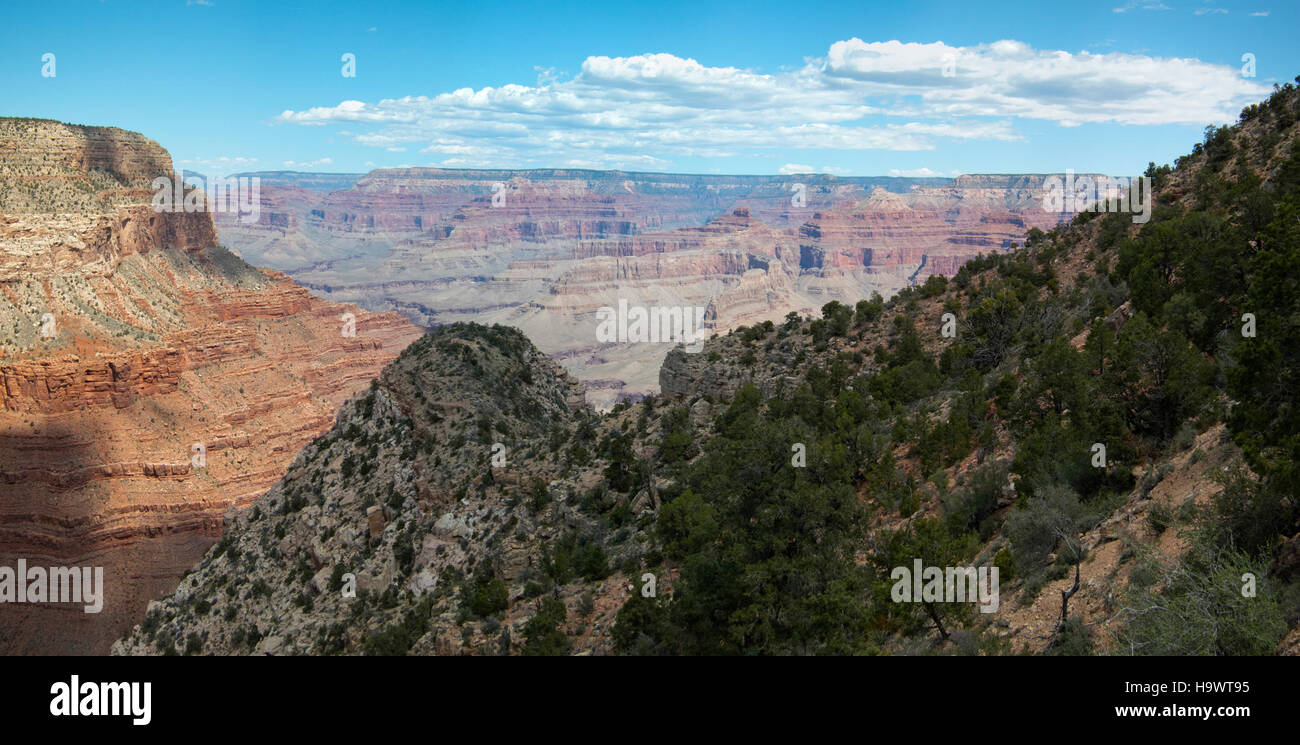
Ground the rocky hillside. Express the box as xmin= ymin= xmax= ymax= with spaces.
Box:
xmin=0 ymin=118 xmax=177 ymax=214
xmin=115 ymin=323 xmax=627 ymax=656
xmin=122 ymin=78 xmax=1300 ymax=656
xmin=0 ymin=118 xmax=422 ymax=654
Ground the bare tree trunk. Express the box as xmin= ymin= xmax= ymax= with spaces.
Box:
xmin=1046 ymin=553 xmax=1081 ymax=651
xmin=1058 ymin=561 xmax=1080 ymax=632
xmin=1046 ymin=530 xmax=1082 ymax=651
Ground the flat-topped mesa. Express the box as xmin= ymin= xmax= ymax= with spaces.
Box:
xmin=951 ymin=173 xmax=1051 ymax=191
xmin=919 ymin=173 xmax=1114 ymax=213
xmin=419 ymin=181 xmax=646 ymax=249
xmin=0 ymin=118 xmax=173 ymax=192
xmin=0 ymin=118 xmax=217 ymax=283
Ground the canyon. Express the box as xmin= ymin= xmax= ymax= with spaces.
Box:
xmin=216 ymin=169 xmax=1064 ymax=407
xmin=119 ymin=79 xmax=1300 ymax=656
xmin=0 ymin=120 xmax=1067 ymax=654
xmin=0 ymin=119 xmax=421 ymax=654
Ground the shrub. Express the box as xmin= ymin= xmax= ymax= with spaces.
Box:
xmin=1004 ymin=483 xmax=1083 ymax=576
xmin=522 ymin=597 xmax=569 ymax=656
xmin=1115 ymin=540 xmax=1286 ymax=656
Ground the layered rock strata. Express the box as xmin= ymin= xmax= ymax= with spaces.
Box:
xmin=0 ymin=119 xmax=421 ymax=654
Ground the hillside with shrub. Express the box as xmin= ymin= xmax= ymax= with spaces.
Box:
xmin=119 ymin=78 xmax=1300 ymax=656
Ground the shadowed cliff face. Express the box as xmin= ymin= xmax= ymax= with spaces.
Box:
xmin=215 ymin=170 xmax=1063 ymax=408
xmin=0 ymin=118 xmax=423 ymax=654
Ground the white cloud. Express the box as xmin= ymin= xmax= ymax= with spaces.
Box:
xmin=1251 ymin=10 xmax=1270 ymax=16
xmin=178 ymin=156 xmax=258 ymax=175
xmin=556 ymin=154 xmax=670 ymax=169
xmin=274 ymin=39 xmax=1268 ymax=168
xmin=779 ymin=164 xmax=852 ymax=175
xmin=823 ymin=39 xmax=1262 ymax=126
xmin=886 ymin=167 xmax=960 ymax=177
xmin=1113 ymin=2 xmax=1170 ymax=11
xmin=281 ymin=158 xmax=334 ymax=168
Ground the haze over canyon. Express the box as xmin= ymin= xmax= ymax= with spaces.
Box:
xmin=213 ymin=167 xmax=1067 ymax=408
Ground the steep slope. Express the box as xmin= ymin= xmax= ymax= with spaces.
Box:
xmin=651 ymin=79 xmax=1300 ymax=655
xmin=0 ymin=118 xmax=422 ymax=654
xmin=114 ymin=323 xmax=632 ymax=656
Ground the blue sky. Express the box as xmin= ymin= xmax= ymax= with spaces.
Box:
xmin=1 ymin=0 xmax=1294 ymax=177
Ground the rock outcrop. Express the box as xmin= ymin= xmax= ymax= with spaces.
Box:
xmin=114 ymin=323 xmax=619 ymax=657
xmin=0 ymin=119 xmax=422 ymax=654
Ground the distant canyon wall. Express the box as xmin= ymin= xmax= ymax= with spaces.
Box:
xmin=215 ymin=168 xmax=1062 ymax=408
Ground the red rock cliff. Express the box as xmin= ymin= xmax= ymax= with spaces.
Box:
xmin=0 ymin=118 xmax=422 ymax=654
